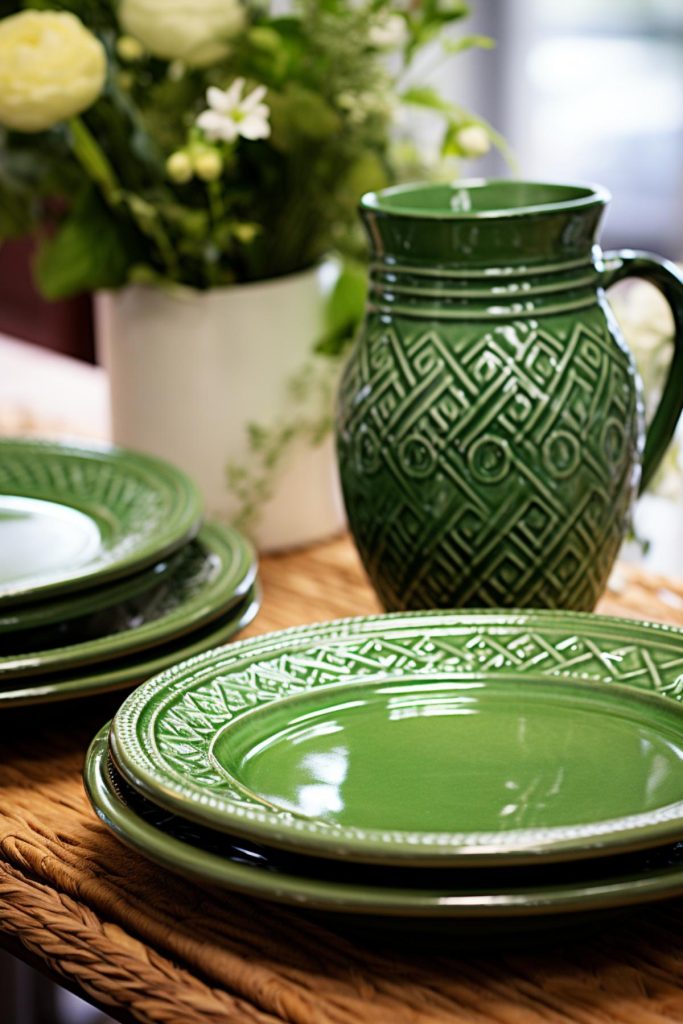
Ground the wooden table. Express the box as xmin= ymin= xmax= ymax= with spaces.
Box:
xmin=1 ymin=338 xmax=683 ymax=1023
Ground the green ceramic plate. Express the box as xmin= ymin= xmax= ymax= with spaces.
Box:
xmin=0 ymin=439 xmax=202 ymax=605
xmin=0 ymin=549 xmax=181 ymax=635
xmin=85 ymin=726 xmax=683 ymax=919
xmin=0 ymin=587 xmax=260 ymax=707
xmin=110 ymin=610 xmax=683 ymax=868
xmin=0 ymin=522 xmax=257 ymax=679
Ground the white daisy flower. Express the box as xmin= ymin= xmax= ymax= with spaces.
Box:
xmin=196 ymin=78 xmax=270 ymax=144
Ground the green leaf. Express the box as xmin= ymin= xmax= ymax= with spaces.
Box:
xmin=442 ymin=34 xmax=495 ymax=55
xmin=441 ymin=121 xmax=468 ymax=157
xmin=68 ymin=116 xmax=120 ymax=202
xmin=240 ymin=18 xmax=307 ymax=87
xmin=433 ymin=0 xmax=470 ymax=16
xmin=127 ymin=264 xmax=168 ymax=285
xmin=400 ymin=86 xmax=452 ymax=113
xmin=343 ymin=152 xmax=388 ymax=202
xmin=0 ymin=126 xmax=78 ymax=211
xmin=404 ymin=1 xmax=470 ymax=59
xmin=0 ymin=189 xmax=33 ymax=239
xmin=419 ymin=0 xmax=470 ymax=19
xmin=35 ymin=187 xmax=132 ymax=299
xmin=327 ymin=259 xmax=367 ymax=331
xmin=315 ymin=258 xmax=367 ymax=356
xmin=269 ymin=84 xmax=341 ymax=151
xmin=0 ymin=141 xmax=36 ymax=239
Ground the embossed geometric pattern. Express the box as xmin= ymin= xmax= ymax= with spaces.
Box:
xmin=0 ymin=523 xmax=255 ymax=679
xmin=0 ymin=450 xmax=159 ymax=558
xmin=0 ymin=439 xmax=201 ymax=601
xmin=112 ymin=611 xmax=683 ymax=861
xmin=337 ymin=309 xmax=642 ymax=611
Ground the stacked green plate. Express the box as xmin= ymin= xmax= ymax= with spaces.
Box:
xmin=0 ymin=439 xmax=260 ymax=706
xmin=85 ymin=609 xmax=683 ymax=934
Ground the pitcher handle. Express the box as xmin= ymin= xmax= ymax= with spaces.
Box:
xmin=600 ymin=249 xmax=683 ymax=494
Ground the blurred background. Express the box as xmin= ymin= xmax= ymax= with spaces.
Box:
xmin=464 ymin=0 xmax=683 ymax=258
xmin=1 ymin=0 xmax=682 ymax=360
xmin=1 ymin=4 xmax=682 ymax=1018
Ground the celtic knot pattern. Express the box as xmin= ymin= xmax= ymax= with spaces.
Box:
xmin=337 ymin=309 xmax=641 ymax=611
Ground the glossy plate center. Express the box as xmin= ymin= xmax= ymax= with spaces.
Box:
xmin=0 ymin=495 xmax=102 ymax=585
xmin=211 ymin=676 xmax=683 ymax=833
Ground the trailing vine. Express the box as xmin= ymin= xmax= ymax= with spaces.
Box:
xmin=225 ymin=350 xmax=344 ymax=535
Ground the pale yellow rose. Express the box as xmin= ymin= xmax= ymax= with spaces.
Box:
xmin=0 ymin=10 xmax=106 ymax=133
xmin=118 ymin=0 xmax=246 ymax=67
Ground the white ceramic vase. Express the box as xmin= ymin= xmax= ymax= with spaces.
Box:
xmin=95 ymin=263 xmax=346 ymax=552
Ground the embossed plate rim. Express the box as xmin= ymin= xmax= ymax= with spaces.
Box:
xmin=0 ymin=543 xmax=179 ymax=635
xmin=110 ymin=609 xmax=683 ymax=867
xmin=87 ymin=725 xmax=683 ymax=917
xmin=201 ymin=671 xmax=683 ymax=836
xmin=0 ymin=521 xmax=257 ymax=678
xmin=0 ymin=586 xmax=260 ymax=707
xmin=0 ymin=438 xmax=202 ymax=604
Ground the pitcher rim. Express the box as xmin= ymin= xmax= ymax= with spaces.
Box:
xmin=360 ymin=179 xmax=612 ymax=221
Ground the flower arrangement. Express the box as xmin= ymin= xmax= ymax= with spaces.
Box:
xmin=0 ymin=0 xmax=502 ymax=304
xmin=0 ymin=0 xmax=505 ymax=540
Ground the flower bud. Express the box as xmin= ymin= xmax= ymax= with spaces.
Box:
xmin=455 ymin=124 xmax=491 ymax=158
xmin=116 ymin=34 xmax=145 ymax=61
xmin=166 ymin=150 xmax=193 ymax=183
xmin=193 ymin=148 xmax=223 ymax=181
xmin=233 ymin=222 xmax=259 ymax=244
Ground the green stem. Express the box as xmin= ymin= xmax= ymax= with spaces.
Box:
xmin=119 ymin=191 xmax=180 ymax=279
xmin=68 ymin=117 xmax=121 ymax=204
xmin=441 ymin=98 xmax=520 ymax=174
xmin=207 ymin=180 xmax=225 ymax=224
xmin=69 ymin=116 xmax=180 ymax=279
xmin=399 ymin=32 xmax=489 ymax=92
xmin=143 ymin=216 xmax=180 ymax=279
xmin=463 ymin=112 xmax=520 ymax=174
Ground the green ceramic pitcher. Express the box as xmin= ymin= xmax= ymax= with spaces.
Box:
xmin=336 ymin=180 xmax=683 ymax=612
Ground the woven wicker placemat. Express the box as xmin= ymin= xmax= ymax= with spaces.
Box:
xmin=1 ymin=538 xmax=683 ymax=1024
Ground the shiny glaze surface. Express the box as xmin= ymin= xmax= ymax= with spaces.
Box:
xmin=0 ymin=538 xmax=177 ymax=635
xmin=111 ymin=608 xmax=683 ymax=866
xmin=0 ymin=522 xmax=257 ymax=678
xmin=85 ymin=727 xmax=683 ymax=918
xmin=213 ymin=676 xmax=683 ymax=834
xmin=336 ymin=180 xmax=683 ymax=612
xmin=0 ymin=495 xmax=102 ymax=585
xmin=0 ymin=439 xmax=202 ymax=604
xmin=0 ymin=586 xmax=260 ymax=707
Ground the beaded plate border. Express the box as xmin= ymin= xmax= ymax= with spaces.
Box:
xmin=110 ymin=609 xmax=683 ymax=866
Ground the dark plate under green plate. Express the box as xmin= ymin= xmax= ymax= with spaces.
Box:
xmin=0 ymin=547 xmax=180 ymax=635
xmin=85 ymin=726 xmax=683 ymax=919
xmin=0 ymin=439 xmax=202 ymax=605
xmin=0 ymin=522 xmax=256 ymax=678
xmin=110 ymin=610 xmax=683 ymax=868
xmin=0 ymin=586 xmax=260 ymax=707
